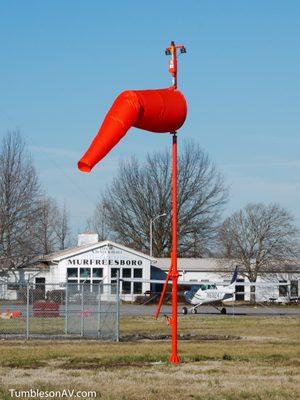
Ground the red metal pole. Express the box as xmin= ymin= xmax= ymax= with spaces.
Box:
xmin=169 ymin=132 xmax=179 ymax=364
xmin=156 ymin=40 xmax=185 ymax=363
xmin=154 ymin=267 xmax=171 ymax=320
xmin=170 ymin=41 xmax=177 ymax=89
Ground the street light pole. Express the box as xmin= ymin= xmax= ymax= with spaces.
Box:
xmin=150 ymin=213 xmax=167 ymax=257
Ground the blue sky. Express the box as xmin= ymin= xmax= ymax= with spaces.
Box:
xmin=0 ymin=0 xmax=299 ymax=234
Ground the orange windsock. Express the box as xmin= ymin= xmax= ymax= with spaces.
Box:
xmin=78 ymin=87 xmax=187 ymax=172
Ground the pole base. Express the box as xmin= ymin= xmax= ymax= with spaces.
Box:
xmin=169 ymin=353 xmax=180 ymax=364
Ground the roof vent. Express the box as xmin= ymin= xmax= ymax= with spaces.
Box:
xmin=77 ymin=233 xmax=99 ymax=247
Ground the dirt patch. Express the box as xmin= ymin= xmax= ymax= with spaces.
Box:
xmin=120 ymin=333 xmax=241 ymax=341
xmin=61 ymin=361 xmax=154 ymax=370
xmin=2 ymin=359 xmax=46 ymax=369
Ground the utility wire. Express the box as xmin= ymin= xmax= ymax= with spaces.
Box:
xmin=0 ymin=107 xmax=98 ymax=209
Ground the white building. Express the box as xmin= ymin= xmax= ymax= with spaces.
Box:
xmin=0 ymin=235 xmax=154 ymax=301
xmin=155 ymin=258 xmax=300 ymax=302
xmin=33 ymin=237 xmax=153 ymax=302
xmin=1 ymin=234 xmax=299 ymax=303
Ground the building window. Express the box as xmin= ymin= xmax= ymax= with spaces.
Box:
xmin=111 ymin=268 xmax=120 ymax=279
xmin=7 ymin=283 xmax=19 ymax=290
xmin=134 ymin=282 xmax=143 ymax=294
xmin=111 ymin=268 xmax=120 ymax=294
xmin=67 ymin=282 xmax=79 ymax=295
xmin=35 ymin=277 xmax=45 ymax=287
xmin=123 ymin=268 xmax=131 ymax=278
xmin=92 ymin=282 xmax=103 ymax=295
xmin=122 ymin=281 xmax=131 ymax=294
xmin=67 ymin=279 xmax=78 ymax=285
xmin=80 ymin=279 xmax=91 ymax=284
xmin=134 ymin=269 xmax=143 ymax=278
xmin=80 ymin=268 xmax=90 ymax=279
xmin=81 ymin=281 xmax=91 ymax=294
xmin=236 ymin=279 xmax=245 ymax=301
xmin=291 ymin=281 xmax=298 ymax=297
xmin=67 ymin=268 xmax=78 ymax=278
xmin=279 ymin=280 xmax=288 ymax=297
xmin=93 ymin=268 xmax=103 ymax=278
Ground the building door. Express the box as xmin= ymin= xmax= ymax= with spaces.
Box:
xmin=35 ymin=277 xmax=46 ymax=298
xmin=235 ymin=278 xmax=244 ymax=301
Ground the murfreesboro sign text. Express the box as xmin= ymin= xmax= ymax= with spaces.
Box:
xmin=68 ymin=259 xmax=143 ymax=266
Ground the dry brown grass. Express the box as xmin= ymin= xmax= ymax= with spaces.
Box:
xmin=0 ymin=315 xmax=299 ymax=400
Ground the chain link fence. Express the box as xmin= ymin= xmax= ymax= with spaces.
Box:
xmin=0 ymin=281 xmax=119 ymax=340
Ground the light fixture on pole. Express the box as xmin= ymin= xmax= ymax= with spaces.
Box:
xmin=150 ymin=213 xmax=167 ymax=257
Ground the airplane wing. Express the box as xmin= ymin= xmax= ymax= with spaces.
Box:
xmin=121 ymin=278 xmax=290 ymax=286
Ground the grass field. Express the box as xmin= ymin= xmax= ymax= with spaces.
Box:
xmin=0 ymin=315 xmax=299 ymax=400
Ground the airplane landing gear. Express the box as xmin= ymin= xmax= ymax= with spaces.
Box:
xmin=182 ymin=305 xmax=228 ymax=315
xmin=182 ymin=306 xmax=198 ymax=315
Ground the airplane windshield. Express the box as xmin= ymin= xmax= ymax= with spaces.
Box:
xmin=199 ymin=284 xmax=217 ymax=290
xmin=190 ymin=284 xmax=217 ymax=292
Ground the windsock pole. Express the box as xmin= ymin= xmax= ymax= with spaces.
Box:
xmin=169 ymin=131 xmax=179 ymax=364
xmin=166 ymin=41 xmax=186 ymax=364
xmin=78 ymin=41 xmax=186 ymax=363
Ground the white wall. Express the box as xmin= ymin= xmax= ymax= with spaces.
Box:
xmin=57 ymin=244 xmax=151 ymax=301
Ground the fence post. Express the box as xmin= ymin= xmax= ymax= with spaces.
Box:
xmin=97 ymin=283 xmax=101 ymax=339
xmin=116 ymin=271 xmax=120 ymax=342
xmin=81 ymin=283 xmax=84 ymax=337
xmin=26 ymin=282 xmax=30 ymax=340
xmin=64 ymin=283 xmax=68 ymax=335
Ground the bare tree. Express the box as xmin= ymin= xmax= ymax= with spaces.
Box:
xmin=54 ymin=202 xmax=71 ymax=250
xmin=0 ymin=131 xmax=72 ymax=282
xmin=35 ymin=197 xmax=59 ymax=254
xmin=86 ymin=202 xmax=110 ymax=241
xmin=0 ymin=131 xmax=41 ymax=278
xmin=35 ymin=197 xmax=71 ymax=253
xmin=218 ymin=203 xmax=299 ymax=301
xmin=93 ymin=140 xmax=228 ymax=257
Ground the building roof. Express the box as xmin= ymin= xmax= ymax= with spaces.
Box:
xmin=155 ymin=258 xmax=227 ymax=272
xmin=155 ymin=258 xmax=300 ymax=273
xmin=39 ymin=240 xmax=157 ymax=263
xmin=34 ymin=239 xmax=300 ymax=274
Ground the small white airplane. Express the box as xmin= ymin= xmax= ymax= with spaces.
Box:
xmin=182 ymin=266 xmax=238 ymax=315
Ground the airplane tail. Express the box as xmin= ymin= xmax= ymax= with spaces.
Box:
xmin=230 ymin=266 xmax=238 ymax=285
xmin=221 ymin=266 xmax=238 ymax=296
